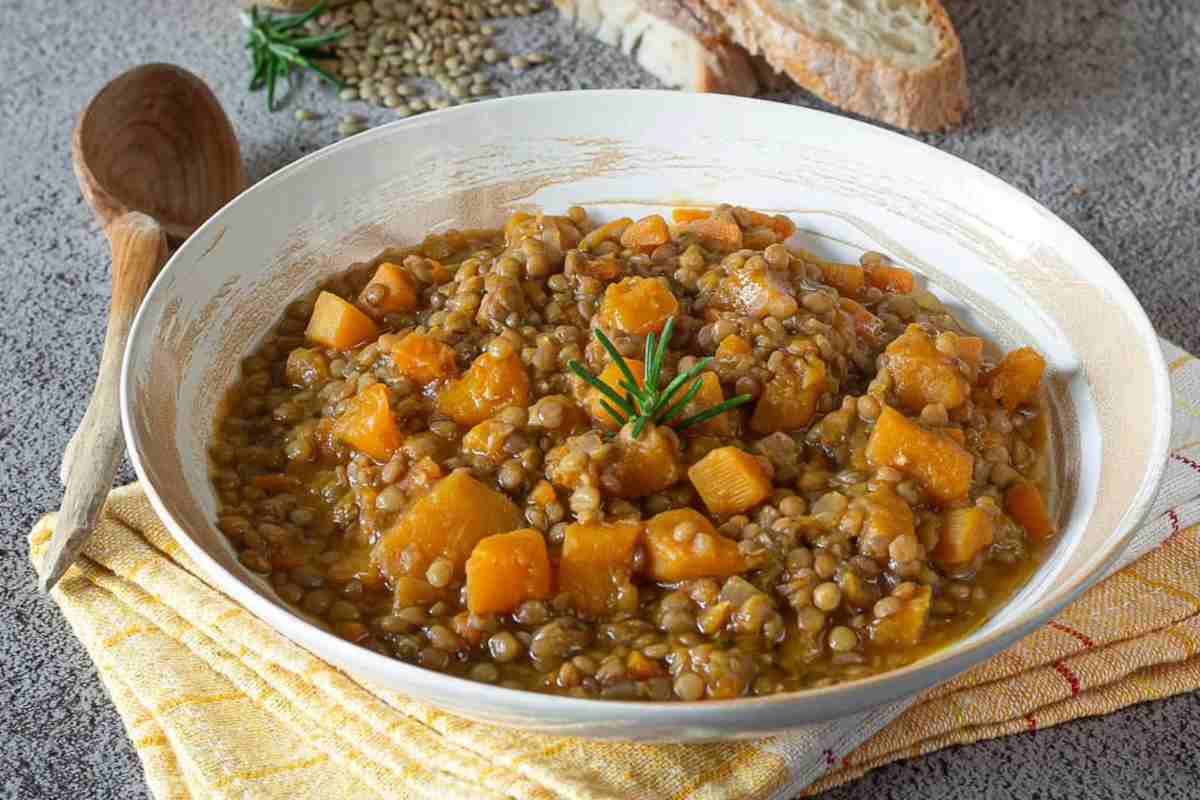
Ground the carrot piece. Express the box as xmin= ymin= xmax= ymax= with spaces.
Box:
xmin=688 ymin=446 xmax=772 ymax=515
xmin=643 ymin=509 xmax=754 ymax=582
xmin=598 ymin=277 xmax=679 ymax=336
xmin=619 ymin=214 xmax=671 ymax=249
xmin=839 ymin=298 xmax=886 ymax=342
xmin=465 ymin=528 xmax=553 ymax=615
xmin=1005 ymin=482 xmax=1054 ymax=540
xmin=672 ymin=208 xmax=710 ymax=224
xmin=986 ymin=347 xmax=1047 ymax=412
xmin=865 ymin=406 xmax=974 ymax=506
xmin=864 ymin=264 xmax=915 ymax=294
xmin=437 ymin=349 xmax=530 ymax=426
xmin=332 ymin=383 xmax=402 ymax=461
xmin=819 ymin=261 xmax=866 ymax=297
xmin=360 ymin=262 xmax=419 ymax=314
xmin=305 ymin=291 xmax=379 ymax=350
xmin=389 ymin=332 xmax=458 ymax=385
xmin=559 ymin=521 xmax=643 ymax=616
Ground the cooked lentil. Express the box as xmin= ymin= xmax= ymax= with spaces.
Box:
xmin=209 ymin=203 xmax=1056 ymax=701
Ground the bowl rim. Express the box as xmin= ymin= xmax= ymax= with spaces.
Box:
xmin=121 ymin=89 xmax=1173 ymax=727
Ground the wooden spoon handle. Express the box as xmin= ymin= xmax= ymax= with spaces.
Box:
xmin=41 ymin=212 xmax=167 ymax=592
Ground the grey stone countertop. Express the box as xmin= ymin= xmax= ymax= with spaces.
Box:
xmin=1 ymin=0 xmax=1197 ymax=798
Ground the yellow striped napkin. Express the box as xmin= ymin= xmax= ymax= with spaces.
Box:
xmin=29 ymin=339 xmax=1200 ymax=800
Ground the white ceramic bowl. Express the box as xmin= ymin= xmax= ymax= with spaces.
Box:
xmin=122 ymin=91 xmax=1171 ymax=741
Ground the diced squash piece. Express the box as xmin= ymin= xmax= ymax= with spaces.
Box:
xmin=389 ymin=332 xmax=458 ymax=385
xmin=716 ymin=334 xmax=752 ymax=359
xmin=672 ymin=208 xmax=711 ymax=224
xmin=286 ymin=348 xmax=329 ymax=387
xmin=586 ymin=358 xmax=645 ymax=430
xmin=856 ymin=483 xmax=916 ymax=559
xmin=306 ymin=291 xmax=379 ymax=350
xmin=864 ymin=263 xmax=915 ymax=294
xmin=371 ymin=470 xmax=524 ymax=581
xmin=574 ymin=254 xmax=624 ymax=281
xmin=716 ymin=263 xmax=796 ymax=319
xmin=619 ymin=214 xmax=671 ymax=249
xmin=462 ymin=418 xmax=516 ymax=464
xmin=579 ymin=217 xmax=634 ymax=252
xmin=819 ymin=261 xmax=865 ymax=297
xmin=465 ymin=529 xmax=553 ymax=615
xmin=689 ymin=446 xmax=772 ymax=515
xmin=605 ymin=424 xmax=684 ymax=498
xmin=840 ymin=298 xmax=885 ymax=341
xmin=885 ymin=325 xmax=970 ymax=412
xmin=437 ymin=349 xmax=530 ymax=426
xmin=955 ymin=336 xmax=984 ymax=371
xmin=751 ymin=354 xmax=828 ymax=434
xmin=559 ymin=521 xmax=642 ymax=616
xmin=677 ymin=371 xmax=736 ymax=436
xmin=986 ymin=347 xmax=1046 ymax=412
xmin=599 ymin=277 xmax=678 ymax=336
xmin=392 ymin=576 xmax=444 ymax=607
xmin=643 ymin=509 xmax=754 ymax=582
xmin=934 ymin=507 xmax=995 ymax=566
xmin=332 ymin=384 xmax=401 ymax=461
xmin=1005 ymin=482 xmax=1054 ymax=540
xmin=400 ymin=456 xmax=445 ymax=495
xmin=871 ymin=585 xmax=932 ymax=646
xmin=866 ymin=406 xmax=973 ymax=506
xmin=687 ymin=215 xmax=743 ymax=252
xmin=360 ymin=262 xmax=419 ymax=314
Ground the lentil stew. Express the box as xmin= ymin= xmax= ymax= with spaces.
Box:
xmin=209 ymin=204 xmax=1056 ymax=701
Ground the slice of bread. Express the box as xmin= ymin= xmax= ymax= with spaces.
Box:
xmin=700 ymin=0 xmax=968 ymax=130
xmin=554 ymin=0 xmax=762 ymax=95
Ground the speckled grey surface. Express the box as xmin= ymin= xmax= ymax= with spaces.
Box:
xmin=1 ymin=1 xmax=1198 ymax=798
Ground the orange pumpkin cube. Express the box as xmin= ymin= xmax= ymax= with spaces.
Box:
xmin=465 ymin=529 xmax=553 ymax=615
xmin=934 ymin=507 xmax=995 ymax=567
xmin=586 ymin=357 xmax=645 ymax=430
xmin=751 ymin=355 xmax=828 ymax=434
xmin=371 ymin=470 xmax=524 ymax=581
xmin=360 ymin=262 xmax=419 ymax=314
xmin=598 ymin=277 xmax=679 ymax=336
xmin=986 ymin=347 xmax=1046 ymax=412
xmin=605 ymin=424 xmax=684 ymax=498
xmin=865 ymin=406 xmax=974 ymax=506
xmin=677 ymin=371 xmax=737 ymax=436
xmin=461 ymin=417 xmax=516 ymax=464
xmin=619 ymin=214 xmax=671 ymax=249
xmin=389 ymin=332 xmax=458 ymax=385
xmin=305 ymin=291 xmax=379 ymax=350
xmin=689 ymin=446 xmax=772 ymax=515
xmin=871 ymin=585 xmax=931 ymax=646
xmin=672 ymin=208 xmax=711 ymax=224
xmin=858 ymin=483 xmax=916 ymax=554
xmin=559 ymin=521 xmax=643 ymax=616
xmin=716 ymin=264 xmax=796 ymax=319
xmin=715 ymin=334 xmax=752 ymax=359
xmin=437 ymin=349 xmax=530 ymax=426
xmin=1005 ymin=482 xmax=1054 ymax=540
xmin=332 ymin=383 xmax=401 ymax=461
xmin=643 ymin=509 xmax=754 ymax=582
xmin=819 ymin=261 xmax=866 ymax=297
xmin=885 ymin=325 xmax=970 ymax=412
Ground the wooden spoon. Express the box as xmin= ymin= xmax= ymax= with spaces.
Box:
xmin=41 ymin=64 xmax=244 ymax=591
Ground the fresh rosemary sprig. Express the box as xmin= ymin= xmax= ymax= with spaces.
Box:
xmin=244 ymin=2 xmax=345 ymax=112
xmin=568 ymin=318 xmax=753 ymax=439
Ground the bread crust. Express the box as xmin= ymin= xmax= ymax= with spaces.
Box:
xmin=700 ymin=0 xmax=969 ymax=130
xmin=554 ymin=0 xmax=760 ymax=95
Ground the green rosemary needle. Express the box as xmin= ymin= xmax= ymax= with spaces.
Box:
xmin=568 ymin=318 xmax=753 ymax=439
xmin=245 ymin=2 xmax=345 ymax=112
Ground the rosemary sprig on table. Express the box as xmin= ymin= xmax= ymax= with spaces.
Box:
xmin=244 ymin=2 xmax=344 ymax=111
xmin=568 ymin=318 xmax=753 ymax=439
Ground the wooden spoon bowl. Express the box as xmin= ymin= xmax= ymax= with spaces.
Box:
xmin=73 ymin=63 xmax=244 ymax=241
